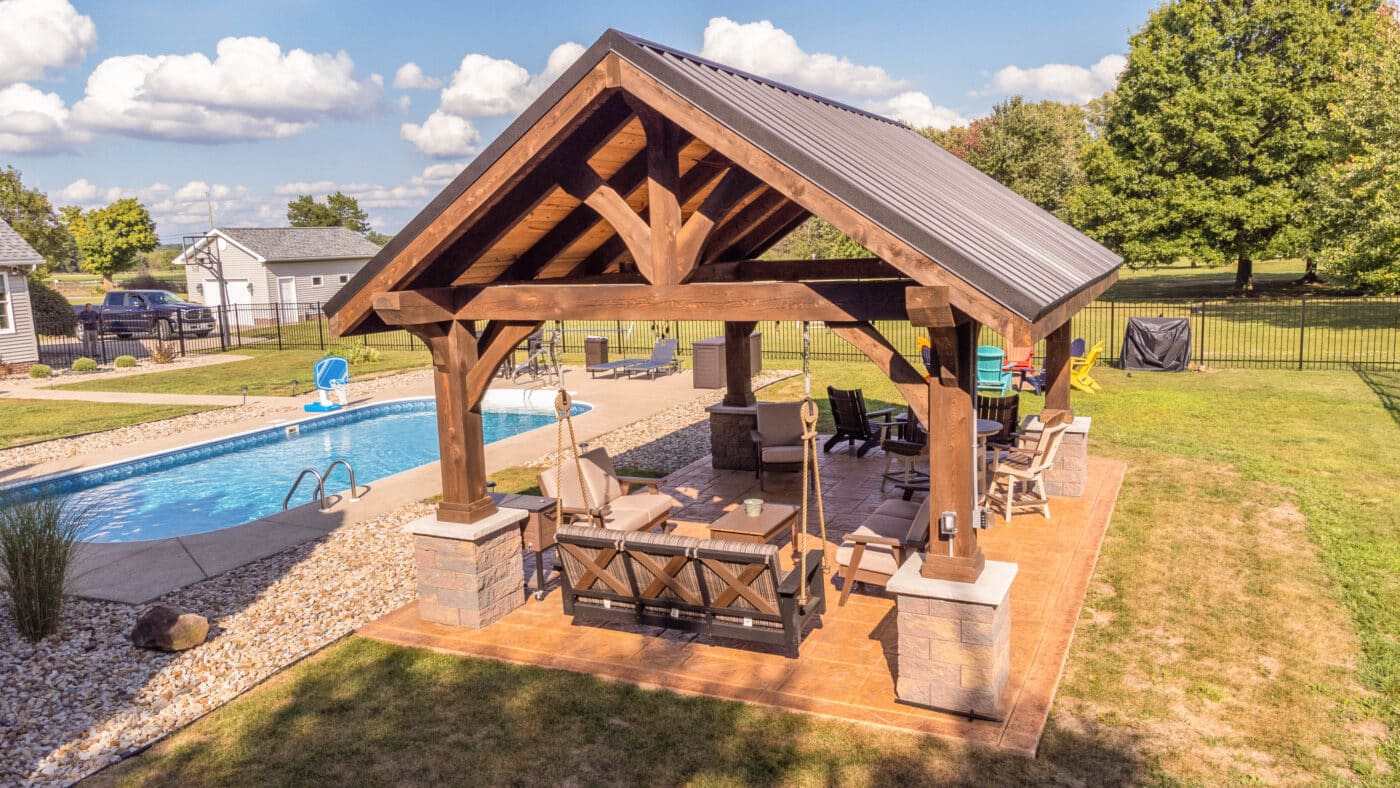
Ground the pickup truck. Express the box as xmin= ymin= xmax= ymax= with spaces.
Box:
xmin=75 ymin=290 xmax=217 ymax=340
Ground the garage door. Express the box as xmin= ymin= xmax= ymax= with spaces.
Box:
xmin=203 ymin=279 xmax=253 ymax=326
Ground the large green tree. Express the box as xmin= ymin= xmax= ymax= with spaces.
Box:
xmin=286 ymin=191 xmax=371 ymax=233
xmin=765 ymin=217 xmax=871 ymax=260
xmin=0 ymin=166 xmax=78 ymax=273
xmin=1308 ymin=6 xmax=1400 ymax=293
xmin=922 ymin=97 xmax=1089 ymax=218
xmin=1067 ymin=0 xmax=1385 ymax=294
xmin=63 ymin=199 xmax=160 ymax=289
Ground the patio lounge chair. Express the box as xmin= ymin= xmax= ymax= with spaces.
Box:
xmin=1005 ymin=345 xmax=1044 ymax=394
xmin=625 ymin=338 xmax=681 ymax=379
xmin=824 ymin=387 xmax=897 ymax=457
xmin=751 ymin=402 xmax=804 ymax=490
xmin=1071 ymin=341 xmax=1104 ymax=393
xmin=834 ymin=495 xmax=931 ymax=606
xmin=976 ymin=394 xmax=1020 ymax=445
xmin=976 ymin=346 xmax=1014 ymax=396
xmin=538 ymin=447 xmax=677 ymax=532
xmin=554 ymin=523 xmax=826 ymax=655
xmin=880 ymin=411 xmax=927 ymax=494
xmin=984 ymin=414 xmax=1072 ymax=521
xmin=585 ymin=356 xmax=644 ymax=378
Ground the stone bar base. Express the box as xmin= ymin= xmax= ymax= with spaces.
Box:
xmin=1020 ymin=415 xmax=1091 ymax=497
xmin=706 ymin=402 xmax=761 ymax=471
xmin=888 ymin=555 xmax=1017 ymax=719
xmin=406 ymin=508 xmax=528 ymax=630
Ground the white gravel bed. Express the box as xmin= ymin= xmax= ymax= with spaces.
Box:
xmin=0 ymin=500 xmax=427 ymax=786
xmin=533 ymin=369 xmax=797 ymax=474
xmin=0 ymin=370 xmax=433 ymax=476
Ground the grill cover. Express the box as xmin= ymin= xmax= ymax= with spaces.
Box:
xmin=1120 ymin=317 xmax=1191 ymax=372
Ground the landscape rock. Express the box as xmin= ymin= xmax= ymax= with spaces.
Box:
xmin=130 ymin=606 xmax=209 ymax=652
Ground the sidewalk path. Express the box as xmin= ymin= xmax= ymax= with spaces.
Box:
xmin=0 ymin=387 xmax=285 ymax=407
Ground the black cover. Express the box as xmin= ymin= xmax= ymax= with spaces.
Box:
xmin=1121 ymin=317 xmax=1191 ymax=372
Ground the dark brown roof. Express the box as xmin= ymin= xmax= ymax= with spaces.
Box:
xmin=326 ymin=29 xmax=1119 ymax=329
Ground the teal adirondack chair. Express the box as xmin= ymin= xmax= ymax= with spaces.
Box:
xmin=975 ymin=346 xmax=1014 ymax=396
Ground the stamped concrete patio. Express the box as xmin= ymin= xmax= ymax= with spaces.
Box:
xmin=360 ymin=446 xmax=1125 ymax=755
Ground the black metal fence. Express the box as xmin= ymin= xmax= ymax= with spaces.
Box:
xmin=36 ymin=296 xmax=1400 ymax=371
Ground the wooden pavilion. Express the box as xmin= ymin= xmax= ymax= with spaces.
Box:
xmin=324 ymin=29 xmax=1121 ymax=588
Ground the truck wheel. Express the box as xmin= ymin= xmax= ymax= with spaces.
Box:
xmin=156 ymin=319 xmax=173 ymax=340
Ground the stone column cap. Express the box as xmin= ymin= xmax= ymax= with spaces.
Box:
xmin=888 ymin=556 xmax=1018 ymax=606
xmin=1021 ymin=414 xmax=1092 ymax=434
xmin=406 ymin=507 xmax=528 ymax=541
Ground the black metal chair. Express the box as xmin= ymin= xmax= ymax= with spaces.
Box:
xmin=824 ymin=386 xmax=897 ymax=457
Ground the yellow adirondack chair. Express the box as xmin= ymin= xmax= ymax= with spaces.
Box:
xmin=1070 ymin=341 xmax=1103 ymax=393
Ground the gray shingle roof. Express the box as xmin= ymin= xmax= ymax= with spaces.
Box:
xmin=218 ymin=227 xmax=380 ymax=261
xmin=0 ymin=218 xmax=45 ymax=267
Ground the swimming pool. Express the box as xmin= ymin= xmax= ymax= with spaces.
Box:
xmin=0 ymin=395 xmax=589 ymax=543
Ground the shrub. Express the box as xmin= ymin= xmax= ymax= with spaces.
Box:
xmin=26 ymin=277 xmax=78 ymax=337
xmin=329 ymin=341 xmax=380 ymax=365
xmin=114 ymin=355 xmax=137 ymax=368
xmin=148 ymin=342 xmax=176 ymax=364
xmin=121 ymin=273 xmax=186 ymax=294
xmin=28 ymin=364 xmax=53 ymax=379
xmin=71 ymin=357 xmax=98 ymax=372
xmin=0 ymin=356 xmax=12 ymax=377
xmin=0 ymin=495 xmax=92 ymax=642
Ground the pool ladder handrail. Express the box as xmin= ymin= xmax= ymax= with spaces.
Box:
xmin=281 ymin=459 xmax=362 ymax=512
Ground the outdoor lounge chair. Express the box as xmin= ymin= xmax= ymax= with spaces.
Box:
xmin=1005 ymin=345 xmax=1044 ymax=394
xmin=824 ymin=387 xmax=897 ymax=457
xmin=538 ymin=447 xmax=677 ymax=532
xmin=1071 ymin=341 xmax=1104 ymax=393
xmin=554 ymin=523 xmax=826 ymax=655
xmin=976 ymin=346 xmax=1014 ymax=396
xmin=834 ymin=495 xmax=931 ymax=606
xmin=625 ymin=338 xmax=681 ymax=379
xmin=984 ymin=414 xmax=1072 ymax=521
xmin=751 ymin=402 xmax=804 ymax=490
xmin=585 ymin=356 xmax=644 ymax=378
xmin=880 ymin=411 xmax=927 ymax=494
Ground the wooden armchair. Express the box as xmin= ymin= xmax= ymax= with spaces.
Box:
xmin=880 ymin=411 xmax=927 ymax=494
xmin=984 ymin=415 xmax=1072 ymax=521
xmin=835 ymin=496 xmax=931 ymax=605
xmin=824 ymin=386 xmax=897 ymax=457
xmin=538 ymin=447 xmax=676 ymax=532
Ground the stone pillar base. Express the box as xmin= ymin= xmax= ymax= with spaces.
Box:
xmin=1020 ymin=415 xmax=1091 ymax=497
xmin=406 ymin=508 xmax=528 ymax=629
xmin=888 ymin=555 xmax=1017 ymax=719
xmin=706 ymin=403 xmax=760 ymax=471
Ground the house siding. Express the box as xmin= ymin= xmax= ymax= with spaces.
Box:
xmin=265 ymin=258 xmax=373 ymax=306
xmin=183 ymin=238 xmax=272 ymax=305
xmin=0 ymin=271 xmax=39 ymax=365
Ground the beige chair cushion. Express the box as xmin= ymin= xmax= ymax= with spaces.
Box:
xmin=760 ymin=445 xmax=804 ymax=464
xmin=607 ymin=493 xmax=676 ymax=527
xmin=874 ymin=498 xmax=921 ymax=520
xmin=538 ymin=447 xmax=622 ymax=511
xmin=756 ymin=402 xmax=804 ymax=446
xmin=905 ymin=496 xmax=932 ymax=544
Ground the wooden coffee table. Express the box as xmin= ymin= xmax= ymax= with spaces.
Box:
xmin=708 ymin=503 xmax=799 ymax=545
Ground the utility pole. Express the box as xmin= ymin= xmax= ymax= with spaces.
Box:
xmin=205 ymin=190 xmax=215 ymax=229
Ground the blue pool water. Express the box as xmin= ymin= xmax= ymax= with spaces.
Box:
xmin=2 ymin=398 xmax=587 ymax=543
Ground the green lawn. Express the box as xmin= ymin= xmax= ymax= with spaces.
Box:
xmin=99 ymin=364 xmax=1398 ymax=784
xmin=0 ymin=400 xmax=213 ymax=449
xmin=55 ymin=348 xmax=431 ymax=398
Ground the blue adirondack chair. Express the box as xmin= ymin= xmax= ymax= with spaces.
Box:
xmin=975 ymin=346 xmax=1014 ymax=396
xmin=304 ymin=355 xmax=350 ymax=412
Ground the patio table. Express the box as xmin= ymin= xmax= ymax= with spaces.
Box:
xmin=708 ymin=502 xmax=799 ymax=546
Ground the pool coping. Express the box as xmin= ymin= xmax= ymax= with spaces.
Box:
xmin=52 ymin=395 xmax=593 ymax=605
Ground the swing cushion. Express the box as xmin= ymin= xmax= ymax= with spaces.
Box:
xmin=606 ymin=493 xmax=676 ymax=531
xmin=835 ymin=498 xmax=932 ymax=577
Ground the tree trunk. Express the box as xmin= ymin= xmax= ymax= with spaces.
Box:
xmin=1233 ymin=256 xmax=1254 ymax=296
xmin=1296 ymin=258 xmax=1321 ymax=285
xmin=101 ymin=276 xmax=114 ymax=291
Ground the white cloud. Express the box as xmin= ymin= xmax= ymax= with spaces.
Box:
xmin=393 ymin=62 xmax=441 ymax=90
xmin=0 ymin=82 xmax=85 ymax=153
xmin=401 ymin=42 xmax=582 ymax=156
xmin=400 ymin=110 xmax=481 ymax=158
xmin=274 ymin=180 xmax=341 ymax=196
xmin=983 ymin=54 xmax=1126 ymax=103
xmin=272 ymin=179 xmax=430 ymax=210
xmin=867 ymin=91 xmax=968 ymax=130
xmin=699 ymin=18 xmax=908 ymax=98
xmin=55 ymin=178 xmax=98 ymax=203
xmin=397 ymin=95 xmax=411 ymax=112
xmin=411 ymin=162 xmax=466 ymax=186
xmin=71 ymin=37 xmax=383 ymax=143
xmin=0 ymin=0 xmax=96 ymax=84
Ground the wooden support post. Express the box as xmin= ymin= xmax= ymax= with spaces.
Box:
xmin=905 ymin=287 xmax=985 ymax=583
xmin=1044 ymin=321 xmax=1073 ymax=416
xmin=407 ymin=319 xmax=497 ymax=525
xmin=722 ymin=321 xmax=757 ymax=407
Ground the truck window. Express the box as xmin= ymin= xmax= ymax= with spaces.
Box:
xmin=105 ymin=292 xmax=123 ymax=306
xmin=130 ymin=294 xmax=146 ymax=307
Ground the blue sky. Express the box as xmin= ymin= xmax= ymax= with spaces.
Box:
xmin=0 ymin=0 xmax=1157 ymax=241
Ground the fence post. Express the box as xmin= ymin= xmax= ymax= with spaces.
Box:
xmin=217 ymin=305 xmax=228 ymax=352
xmin=274 ymin=303 xmax=283 ymax=351
xmin=1298 ymin=296 xmax=1307 ymax=371
xmin=176 ymin=309 xmax=187 ymax=357
xmin=1196 ymin=300 xmax=1205 ymax=367
xmin=317 ymin=302 xmax=325 ymax=351
xmin=1108 ymin=301 xmax=1117 ymax=365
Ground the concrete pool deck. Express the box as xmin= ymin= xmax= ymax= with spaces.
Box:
xmin=16 ymin=366 xmax=717 ymax=604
